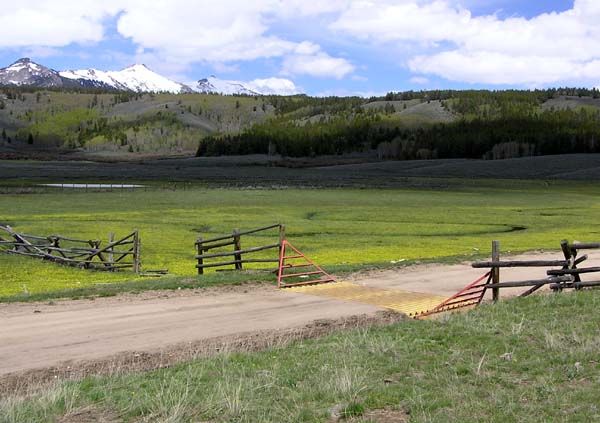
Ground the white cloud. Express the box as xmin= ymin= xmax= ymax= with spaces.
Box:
xmin=0 ymin=0 xmax=353 ymax=80
xmin=282 ymin=50 xmax=355 ymax=79
xmin=115 ymin=2 xmax=353 ymax=78
xmin=331 ymin=0 xmax=600 ymax=86
xmin=0 ymin=1 xmax=120 ymax=48
xmin=331 ymin=1 xmax=475 ymax=44
xmin=294 ymin=42 xmax=322 ymax=56
xmin=279 ymin=42 xmax=354 ymax=79
xmin=116 ymin=1 xmax=296 ymax=63
xmin=409 ymin=52 xmax=579 ymax=86
xmin=7 ymin=1 xmax=600 ymax=87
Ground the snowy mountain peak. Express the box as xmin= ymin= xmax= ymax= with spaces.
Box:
xmin=7 ymin=58 xmax=34 ymax=70
xmin=196 ymin=75 xmax=300 ymax=96
xmin=0 ymin=58 xmax=62 ymax=87
xmin=7 ymin=58 xmax=39 ymax=72
xmin=0 ymin=58 xmax=301 ymax=95
xmin=122 ymin=64 xmax=150 ymax=72
xmin=196 ymin=76 xmax=259 ymax=96
xmin=60 ymin=64 xmax=193 ymax=94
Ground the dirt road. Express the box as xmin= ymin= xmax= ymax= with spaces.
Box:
xmin=0 ymin=286 xmax=379 ymax=375
xmin=349 ymin=252 xmax=587 ymax=297
xmin=1 ymin=252 xmax=592 ymax=376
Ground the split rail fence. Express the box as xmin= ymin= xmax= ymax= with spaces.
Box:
xmin=471 ymin=239 xmax=600 ymax=300
xmin=195 ymin=224 xmax=285 ymax=274
xmin=421 ymin=238 xmax=600 ymax=318
xmin=0 ymin=225 xmax=141 ymax=273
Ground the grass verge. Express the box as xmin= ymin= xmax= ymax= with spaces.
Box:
xmin=0 ymin=252 xmax=510 ymax=303
xmin=2 ymin=290 xmax=599 ymax=422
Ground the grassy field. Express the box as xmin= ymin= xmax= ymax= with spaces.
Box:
xmin=2 ymin=290 xmax=599 ymax=422
xmin=2 ymin=183 xmax=600 ymax=299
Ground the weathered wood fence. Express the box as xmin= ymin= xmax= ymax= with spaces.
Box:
xmin=195 ymin=224 xmax=285 ymax=274
xmin=0 ymin=225 xmax=141 ymax=273
xmin=472 ymin=239 xmax=600 ymax=300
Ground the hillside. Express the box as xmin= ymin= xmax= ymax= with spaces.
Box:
xmin=2 ymin=87 xmax=600 ymax=159
xmin=0 ymin=90 xmax=275 ymax=155
xmin=197 ymin=89 xmax=600 ymax=159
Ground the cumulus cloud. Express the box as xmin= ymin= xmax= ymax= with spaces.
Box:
xmin=331 ymin=1 xmax=475 ymax=44
xmin=7 ymin=1 xmax=600 ymax=87
xmin=115 ymin=1 xmax=353 ymax=78
xmin=0 ymin=1 xmax=120 ymax=48
xmin=282 ymin=49 xmax=355 ymax=79
xmin=332 ymin=0 xmax=600 ymax=86
xmin=116 ymin=1 xmax=295 ymax=63
xmin=0 ymin=0 xmax=353 ymax=80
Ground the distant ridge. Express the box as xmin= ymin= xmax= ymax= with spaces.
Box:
xmin=0 ymin=58 xmax=298 ymax=95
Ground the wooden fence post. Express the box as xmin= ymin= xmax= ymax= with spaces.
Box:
xmin=560 ymin=239 xmax=581 ymax=289
xmin=197 ymin=237 xmax=204 ymax=275
xmin=133 ymin=230 xmax=141 ymax=274
xmin=108 ymin=232 xmax=114 ymax=269
xmin=233 ymin=229 xmax=242 ymax=270
xmin=279 ymin=224 xmax=286 ymax=244
xmin=492 ymin=240 xmax=500 ymax=302
xmin=279 ymin=224 xmax=286 ymax=254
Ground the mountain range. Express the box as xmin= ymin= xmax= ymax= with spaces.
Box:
xmin=0 ymin=58 xmax=296 ymax=95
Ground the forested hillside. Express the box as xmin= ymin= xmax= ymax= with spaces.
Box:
xmin=2 ymin=86 xmax=600 ymax=160
xmin=199 ymin=88 xmax=600 ymax=160
xmin=0 ymin=88 xmax=274 ymax=155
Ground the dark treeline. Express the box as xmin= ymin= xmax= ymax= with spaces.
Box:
xmin=198 ymin=114 xmax=387 ymax=157
xmin=197 ymin=89 xmax=600 ymax=160
xmin=264 ymin=95 xmax=365 ymax=116
xmin=383 ymin=87 xmax=600 ymax=103
xmin=415 ymin=109 xmax=600 ymax=160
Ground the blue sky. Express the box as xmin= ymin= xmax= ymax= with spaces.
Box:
xmin=2 ymin=0 xmax=596 ymax=95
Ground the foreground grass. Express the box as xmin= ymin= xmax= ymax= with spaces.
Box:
xmin=3 ymin=183 xmax=600 ymax=298
xmin=2 ymin=291 xmax=599 ymax=422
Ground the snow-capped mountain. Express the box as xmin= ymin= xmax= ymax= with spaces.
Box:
xmin=0 ymin=58 xmax=192 ymax=93
xmin=0 ymin=58 xmax=63 ymax=88
xmin=196 ymin=76 xmax=260 ymax=95
xmin=61 ymin=64 xmax=193 ymax=94
xmin=0 ymin=58 xmax=300 ymax=95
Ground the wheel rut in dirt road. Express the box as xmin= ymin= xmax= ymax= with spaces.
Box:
xmin=0 ymin=286 xmax=380 ymax=376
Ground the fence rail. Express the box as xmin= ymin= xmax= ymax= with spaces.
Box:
xmin=471 ymin=238 xmax=600 ymax=299
xmin=195 ymin=224 xmax=285 ymax=274
xmin=0 ymin=225 xmax=141 ymax=273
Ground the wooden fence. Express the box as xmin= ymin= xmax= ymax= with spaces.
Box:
xmin=472 ymin=239 xmax=600 ymax=299
xmin=0 ymin=225 xmax=141 ymax=273
xmin=195 ymin=224 xmax=285 ymax=274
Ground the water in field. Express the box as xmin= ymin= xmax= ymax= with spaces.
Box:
xmin=40 ymin=183 xmax=146 ymax=189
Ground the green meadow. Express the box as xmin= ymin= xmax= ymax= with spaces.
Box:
xmin=2 ymin=183 xmax=600 ymax=299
